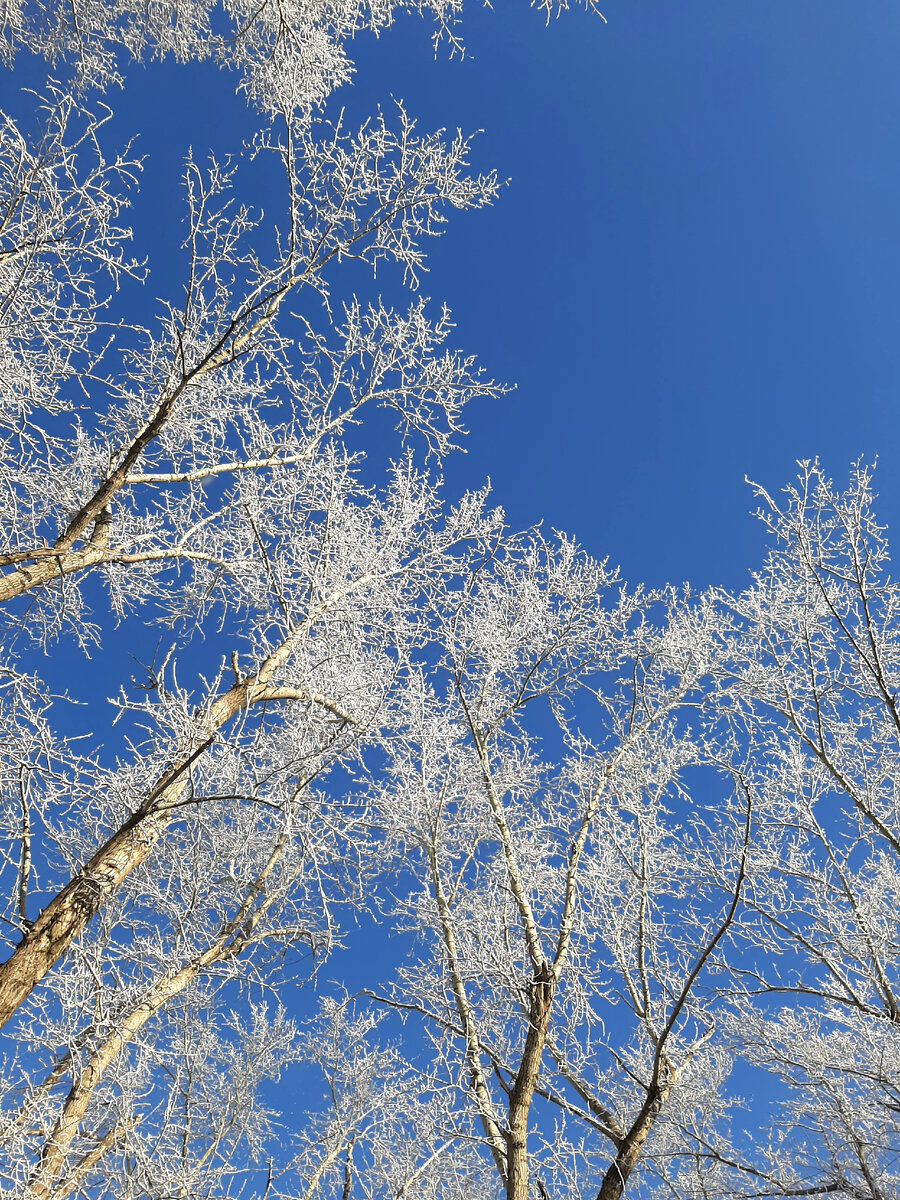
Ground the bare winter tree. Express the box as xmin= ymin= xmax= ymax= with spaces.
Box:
xmin=358 ymin=530 xmax=758 ymax=1200
xmin=341 ymin=465 xmax=900 ymax=1200
xmin=1 ymin=0 xmax=898 ymax=1195
xmin=706 ymin=462 xmax=900 ymax=1200
xmin=0 ymin=43 xmax=511 ymax=1192
xmin=0 ymin=0 xmax=605 ymax=110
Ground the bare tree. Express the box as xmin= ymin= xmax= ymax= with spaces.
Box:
xmin=343 ymin=468 xmax=900 ymax=1200
xmin=0 ymin=51 xmax=508 ymax=1191
xmin=2 ymin=0 xmax=897 ymax=1195
xmin=359 ymin=531 xmax=757 ymax=1200
xmin=0 ymin=0 xmax=606 ymax=110
xmin=707 ymin=462 xmax=900 ymax=1200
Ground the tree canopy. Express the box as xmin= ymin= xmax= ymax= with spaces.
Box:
xmin=0 ymin=5 xmax=897 ymax=1200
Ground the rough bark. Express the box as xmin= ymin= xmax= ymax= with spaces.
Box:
xmin=505 ymin=962 xmax=554 ymax=1200
xmin=47 ymin=1125 xmax=125 ymax=1200
xmin=25 ymin=961 xmax=201 ymax=1199
xmin=0 ymin=546 xmax=109 ymax=602
xmin=595 ymin=1086 xmax=665 ymax=1200
xmin=0 ymin=603 xmax=343 ymax=1029
xmin=0 ymin=797 xmax=176 ymax=1031
xmin=24 ymin=827 xmax=287 ymax=1197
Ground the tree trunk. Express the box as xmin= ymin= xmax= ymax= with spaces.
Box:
xmin=0 ymin=546 xmax=109 ymax=602
xmin=595 ymin=1087 xmax=664 ymax=1200
xmin=24 ymin=826 xmax=286 ymax=1198
xmin=505 ymin=962 xmax=554 ymax=1200
xmin=25 ymin=958 xmax=201 ymax=1199
xmin=0 ymin=800 xmax=174 ymax=1030
xmin=0 ymin=614 xmax=321 ymax=1029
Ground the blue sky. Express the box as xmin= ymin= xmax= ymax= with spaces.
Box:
xmin=397 ymin=0 xmax=900 ymax=591
xmin=11 ymin=0 xmax=900 ymax=593
xmin=343 ymin=0 xmax=900 ymax=591
xmin=3 ymin=0 xmax=892 ymax=1159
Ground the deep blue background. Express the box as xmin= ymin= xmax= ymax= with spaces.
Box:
xmin=372 ymin=0 xmax=900 ymax=592
xmin=1 ymin=0 xmax=891 ymax=1158
xmin=358 ymin=0 xmax=900 ymax=591
xmin=351 ymin=0 xmax=900 ymax=592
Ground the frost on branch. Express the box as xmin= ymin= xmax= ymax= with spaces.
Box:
xmin=0 ymin=60 xmax=506 ymax=1197
xmin=0 ymin=0 xmax=607 ymax=113
xmin=0 ymin=97 xmax=501 ymax=642
xmin=0 ymin=3 xmax=897 ymax=1195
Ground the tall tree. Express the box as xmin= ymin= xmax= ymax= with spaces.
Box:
xmin=2 ymin=0 xmax=897 ymax=1194
xmin=708 ymin=462 xmax=900 ymax=1200
xmin=0 ymin=53 xmax=506 ymax=1192
xmin=361 ymin=531 xmax=754 ymax=1200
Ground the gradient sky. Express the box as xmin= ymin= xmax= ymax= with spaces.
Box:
xmin=341 ymin=0 xmax=900 ymax=592
xmin=380 ymin=0 xmax=900 ymax=592
xmin=2 ymin=0 xmax=892 ymax=1144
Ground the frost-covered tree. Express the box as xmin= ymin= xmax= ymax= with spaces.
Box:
xmin=357 ymin=532 xmax=754 ymax=1200
xmin=706 ymin=462 xmax=900 ymax=1200
xmin=0 ymin=0 xmax=604 ymax=110
xmin=1 ymin=0 xmax=898 ymax=1196
xmin=0 ymin=20 xmax=511 ymax=1190
xmin=346 ymin=464 xmax=900 ymax=1200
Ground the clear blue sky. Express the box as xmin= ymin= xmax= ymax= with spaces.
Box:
xmin=4 ymin=0 xmax=892 ymax=1148
xmin=348 ymin=0 xmax=900 ymax=592
xmin=9 ymin=0 xmax=900 ymax=593
xmin=372 ymin=0 xmax=900 ymax=591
